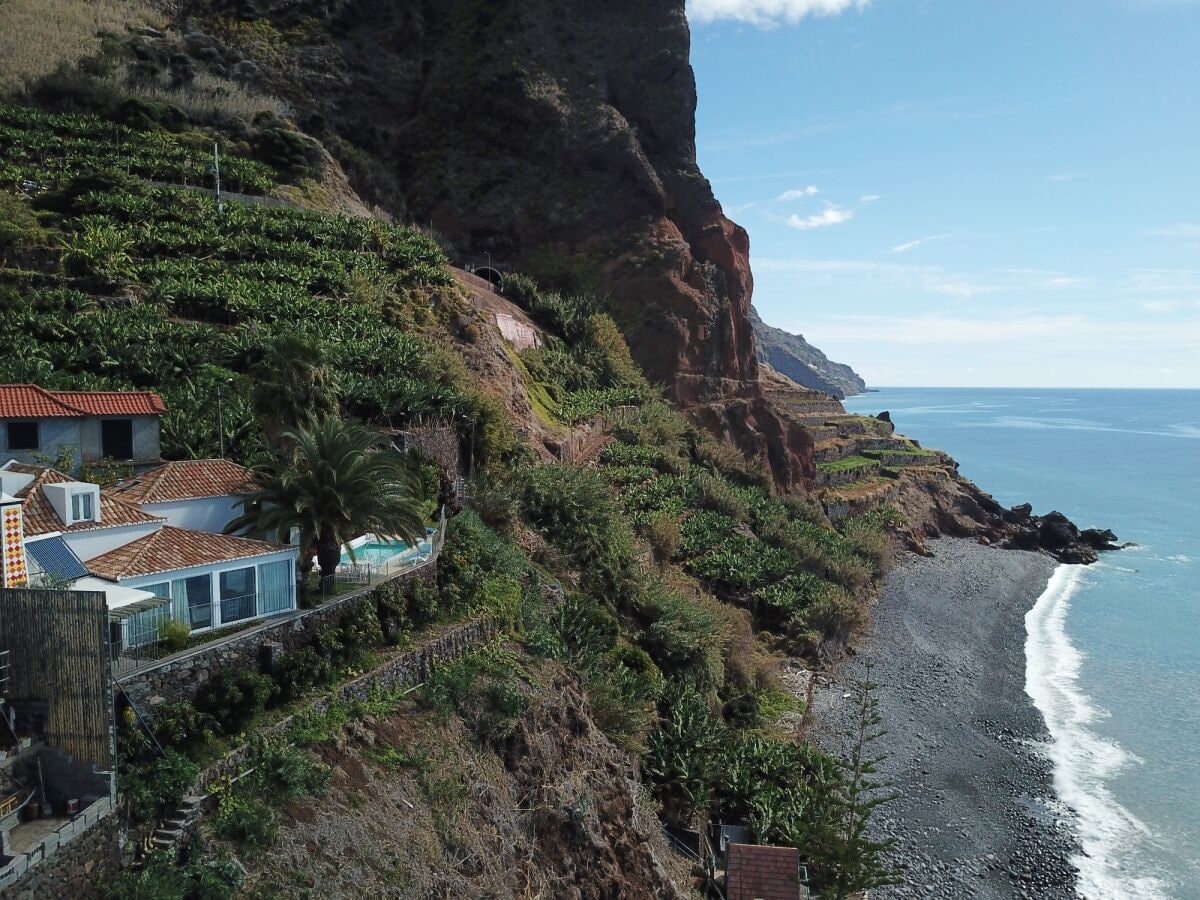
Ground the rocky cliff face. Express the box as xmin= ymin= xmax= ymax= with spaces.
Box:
xmin=181 ymin=0 xmax=814 ymax=486
xmin=750 ymin=306 xmax=866 ymax=398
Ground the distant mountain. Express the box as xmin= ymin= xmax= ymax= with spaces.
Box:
xmin=749 ymin=306 xmax=866 ymax=398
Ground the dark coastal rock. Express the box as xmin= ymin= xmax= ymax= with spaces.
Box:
xmin=1080 ymin=527 xmax=1120 ymax=550
xmin=1037 ymin=511 xmax=1079 ymax=550
xmin=876 ymin=410 xmax=892 ymax=423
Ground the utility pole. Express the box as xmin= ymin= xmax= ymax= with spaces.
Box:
xmin=216 ymin=383 xmax=225 ymax=459
xmin=212 ymin=141 xmax=223 ymax=213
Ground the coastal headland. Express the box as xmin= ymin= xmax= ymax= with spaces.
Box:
xmin=811 ymin=540 xmax=1080 ymax=900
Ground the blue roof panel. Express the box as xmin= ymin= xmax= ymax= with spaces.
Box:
xmin=25 ymin=535 xmax=89 ymax=581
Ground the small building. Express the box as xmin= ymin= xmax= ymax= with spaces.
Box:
xmin=2 ymin=462 xmax=165 ymax=563
xmin=726 ymin=843 xmax=808 ymax=900
xmin=0 ymin=461 xmax=297 ymax=657
xmin=111 ymin=459 xmax=255 ymax=533
xmin=86 ymin=525 xmax=296 ymax=642
xmin=0 ymin=385 xmax=165 ymax=473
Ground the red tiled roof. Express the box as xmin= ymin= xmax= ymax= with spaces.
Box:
xmin=114 ymin=459 xmax=256 ymax=504
xmin=6 ymin=464 xmax=163 ymax=536
xmin=0 ymin=385 xmax=165 ymax=419
xmin=87 ymin=525 xmax=290 ymax=580
xmin=726 ymin=844 xmax=803 ymax=900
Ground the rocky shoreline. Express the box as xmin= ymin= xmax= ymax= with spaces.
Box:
xmin=808 ymin=539 xmax=1080 ymax=900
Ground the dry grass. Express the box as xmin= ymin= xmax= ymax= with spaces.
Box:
xmin=0 ymin=0 xmax=164 ymax=95
xmin=112 ymin=66 xmax=288 ymax=120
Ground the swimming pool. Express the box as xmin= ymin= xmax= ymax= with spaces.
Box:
xmin=338 ymin=529 xmax=435 ymax=569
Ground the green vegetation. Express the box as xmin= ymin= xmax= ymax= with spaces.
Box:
xmin=503 ymin=273 xmax=651 ymax=425
xmin=227 ymin=418 xmax=428 ymax=578
xmin=817 ymin=454 xmax=879 ymax=473
xmin=0 ymin=103 xmax=275 ymax=193
xmin=0 ymin=96 xmax=902 ymax=895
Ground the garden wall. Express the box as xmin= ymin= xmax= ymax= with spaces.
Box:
xmin=118 ymin=566 xmax=437 ymax=710
xmin=194 ymin=616 xmax=497 ymax=792
xmin=0 ymin=807 xmax=119 ymax=900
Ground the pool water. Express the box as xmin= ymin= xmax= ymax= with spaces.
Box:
xmin=339 ymin=541 xmax=411 ymax=566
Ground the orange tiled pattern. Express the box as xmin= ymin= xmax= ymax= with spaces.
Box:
xmin=5 ymin=464 xmax=163 ymax=536
xmin=87 ymin=525 xmax=288 ymax=580
xmin=0 ymin=384 xmax=165 ymax=418
xmin=114 ymin=459 xmax=256 ymax=504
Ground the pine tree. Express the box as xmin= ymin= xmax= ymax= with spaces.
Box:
xmin=829 ymin=661 xmax=901 ymax=898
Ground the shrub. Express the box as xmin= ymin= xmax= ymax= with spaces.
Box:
xmin=645 ymin=512 xmax=681 ymax=564
xmin=104 ymin=849 xmax=241 ymax=900
xmin=252 ymin=742 xmax=330 ymax=801
xmin=159 ymin=618 xmax=191 ymax=652
xmin=250 ymin=126 xmax=322 ymax=178
xmin=272 ymin=646 xmax=333 ymax=703
xmin=214 ymin=791 xmax=277 ymax=854
xmin=148 ymin=702 xmax=217 ymax=757
xmin=0 ymin=194 xmax=50 ymax=255
xmin=195 ymin=669 xmax=276 ymax=735
xmin=801 ymin=584 xmax=865 ymax=645
xmin=121 ymin=750 xmax=198 ymax=824
xmin=556 ymin=593 xmax=618 ymax=660
xmin=60 ymin=221 xmax=134 ymax=283
xmin=691 ymin=470 xmax=749 ymax=521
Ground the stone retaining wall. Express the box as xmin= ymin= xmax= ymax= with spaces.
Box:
xmin=192 ymin=616 xmax=496 ymax=793
xmin=0 ymin=802 xmax=118 ymax=899
xmin=119 ymin=566 xmax=437 ymax=709
xmin=815 ymin=462 xmax=881 ymax=489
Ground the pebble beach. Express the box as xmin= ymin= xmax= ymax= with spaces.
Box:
xmin=811 ymin=539 xmax=1080 ymax=900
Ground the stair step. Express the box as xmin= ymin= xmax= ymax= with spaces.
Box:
xmin=153 ymin=828 xmax=183 ymax=841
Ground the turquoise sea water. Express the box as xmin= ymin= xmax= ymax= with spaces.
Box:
xmin=842 ymin=388 xmax=1200 ymax=899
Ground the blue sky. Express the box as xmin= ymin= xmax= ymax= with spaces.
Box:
xmin=687 ymin=0 xmax=1200 ymax=387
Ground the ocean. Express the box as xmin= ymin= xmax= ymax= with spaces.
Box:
xmin=841 ymin=388 xmax=1200 ymax=900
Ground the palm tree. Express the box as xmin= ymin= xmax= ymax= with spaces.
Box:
xmin=251 ymin=331 xmax=340 ymax=443
xmin=226 ymin=418 xmax=428 ymax=579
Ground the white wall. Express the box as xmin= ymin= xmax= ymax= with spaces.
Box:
xmin=122 ymin=548 xmax=298 ymax=632
xmin=63 ymin=521 xmax=162 ymax=562
xmin=143 ymin=496 xmax=243 ymax=534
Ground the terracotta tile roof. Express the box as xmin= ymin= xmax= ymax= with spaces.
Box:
xmin=87 ymin=525 xmax=290 ymax=580
xmin=114 ymin=459 xmax=256 ymax=504
xmin=7 ymin=464 xmax=163 ymax=536
xmin=0 ymin=384 xmax=165 ymax=419
xmin=726 ymin=844 xmax=803 ymax=900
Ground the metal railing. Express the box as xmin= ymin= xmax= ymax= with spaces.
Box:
xmin=110 ymin=586 xmax=298 ymax=676
xmin=314 ymin=512 xmax=446 ymax=600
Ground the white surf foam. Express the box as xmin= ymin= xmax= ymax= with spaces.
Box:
xmin=1025 ymin=565 xmax=1171 ymax=900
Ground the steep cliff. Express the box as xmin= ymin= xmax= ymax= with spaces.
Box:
xmin=750 ymin=305 xmax=867 ymax=398
xmin=175 ymin=0 xmax=815 ymax=486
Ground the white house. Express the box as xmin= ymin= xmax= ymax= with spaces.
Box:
xmin=0 ymin=459 xmax=297 ymax=647
xmin=111 ymin=459 xmax=256 ymax=533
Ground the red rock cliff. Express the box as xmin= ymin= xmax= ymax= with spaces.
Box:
xmin=185 ymin=0 xmax=815 ymax=486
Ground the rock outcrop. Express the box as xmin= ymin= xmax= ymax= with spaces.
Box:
xmin=750 ymin=305 xmax=867 ymax=398
xmin=177 ymin=0 xmax=816 ymax=487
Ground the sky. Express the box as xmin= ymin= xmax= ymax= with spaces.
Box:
xmin=686 ymin=0 xmax=1200 ymax=388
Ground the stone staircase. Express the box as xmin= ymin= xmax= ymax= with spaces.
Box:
xmin=151 ymin=795 xmax=204 ymax=853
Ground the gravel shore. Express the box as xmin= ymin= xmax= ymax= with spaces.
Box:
xmin=809 ymin=539 xmax=1080 ymax=900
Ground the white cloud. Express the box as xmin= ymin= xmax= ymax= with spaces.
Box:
xmin=776 ymin=185 xmax=819 ymax=201
xmin=787 ymin=207 xmax=854 ymax=230
xmin=859 ymin=194 xmax=881 ymax=203
xmin=809 ymin=313 xmax=1200 ymax=346
xmin=688 ymin=0 xmax=869 ymax=27
xmin=891 ymin=233 xmax=952 ymax=254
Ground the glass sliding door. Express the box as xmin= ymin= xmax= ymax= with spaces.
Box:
xmin=219 ymin=566 xmax=256 ymax=623
xmin=257 ymin=559 xmax=293 ymax=615
xmin=171 ymin=574 xmax=213 ymax=630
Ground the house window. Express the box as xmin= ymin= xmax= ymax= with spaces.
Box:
xmin=71 ymin=492 xmax=94 ymax=522
xmin=257 ymin=559 xmax=293 ymax=616
xmin=6 ymin=421 xmax=39 ymax=451
xmin=219 ymin=566 xmax=256 ymax=624
xmin=171 ymin=575 xmax=212 ymax=630
xmin=100 ymin=419 xmax=133 ymax=460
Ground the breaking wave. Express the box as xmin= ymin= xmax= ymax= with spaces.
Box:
xmin=1025 ymin=565 xmax=1170 ymax=899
